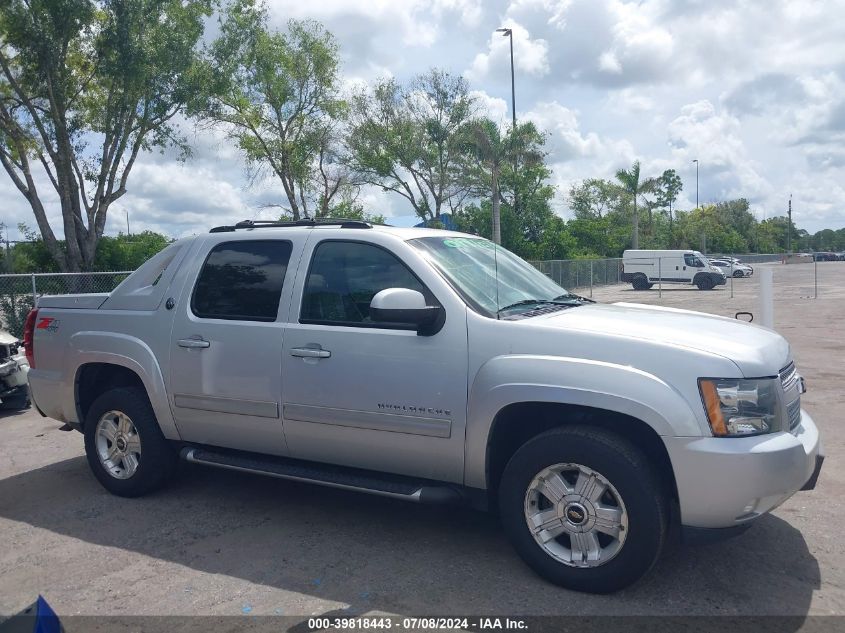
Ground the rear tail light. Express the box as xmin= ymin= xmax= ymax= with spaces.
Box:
xmin=23 ymin=308 xmax=38 ymax=368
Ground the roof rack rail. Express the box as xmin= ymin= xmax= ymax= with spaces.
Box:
xmin=209 ymin=218 xmax=377 ymax=233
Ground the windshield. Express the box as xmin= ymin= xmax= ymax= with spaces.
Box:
xmin=409 ymin=236 xmax=572 ymax=316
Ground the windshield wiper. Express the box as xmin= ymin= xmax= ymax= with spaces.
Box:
xmin=498 ymin=298 xmax=583 ymax=314
xmin=553 ymin=293 xmax=596 ymax=304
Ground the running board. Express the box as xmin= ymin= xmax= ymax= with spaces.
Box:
xmin=180 ymin=447 xmax=463 ymax=505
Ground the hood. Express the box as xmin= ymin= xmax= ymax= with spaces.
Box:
xmin=533 ymin=302 xmax=790 ymax=377
xmin=0 ymin=330 xmax=18 ymax=345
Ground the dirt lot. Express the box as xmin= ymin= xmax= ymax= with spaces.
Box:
xmin=0 ymin=261 xmax=843 ymax=621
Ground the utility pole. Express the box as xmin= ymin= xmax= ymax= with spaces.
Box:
xmin=787 ymin=194 xmax=792 ymax=253
xmin=692 ymin=159 xmax=699 ymax=209
xmin=496 ymin=28 xmax=516 ymax=129
xmin=496 ymin=27 xmax=518 ymax=225
xmin=126 ymin=210 xmax=131 ymax=236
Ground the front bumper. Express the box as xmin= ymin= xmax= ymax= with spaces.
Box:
xmin=665 ymin=408 xmax=822 ymax=529
xmin=0 ymin=383 xmax=29 ymax=404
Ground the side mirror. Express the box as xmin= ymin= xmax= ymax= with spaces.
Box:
xmin=370 ymin=288 xmax=443 ymax=335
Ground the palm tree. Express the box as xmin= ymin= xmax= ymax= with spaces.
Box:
xmin=463 ymin=119 xmax=544 ymax=244
xmin=463 ymin=119 xmax=506 ymax=243
xmin=615 ymin=160 xmax=658 ymax=249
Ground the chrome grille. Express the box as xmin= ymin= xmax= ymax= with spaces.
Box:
xmin=780 ymin=362 xmax=798 ymax=391
xmin=780 ymin=361 xmax=801 ymax=431
xmin=786 ymin=399 xmax=801 ymax=431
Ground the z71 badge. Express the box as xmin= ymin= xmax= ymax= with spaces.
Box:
xmin=36 ymin=317 xmax=60 ymax=332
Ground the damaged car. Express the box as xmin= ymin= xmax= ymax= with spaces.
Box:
xmin=0 ymin=329 xmax=30 ymax=410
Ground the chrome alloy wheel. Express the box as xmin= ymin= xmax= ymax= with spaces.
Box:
xmin=524 ymin=463 xmax=628 ymax=568
xmin=95 ymin=410 xmax=142 ymax=479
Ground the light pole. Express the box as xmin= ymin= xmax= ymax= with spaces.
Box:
xmin=787 ymin=194 xmax=792 ymax=253
xmin=692 ymin=159 xmax=699 ymax=209
xmin=495 ymin=27 xmax=517 ymax=242
xmin=495 ymin=28 xmax=516 ymax=129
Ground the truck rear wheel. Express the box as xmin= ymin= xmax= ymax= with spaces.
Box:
xmin=83 ymin=387 xmax=177 ymax=497
xmin=631 ymin=275 xmax=652 ymax=290
xmin=498 ymin=426 xmax=668 ymax=593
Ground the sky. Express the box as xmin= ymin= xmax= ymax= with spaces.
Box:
xmin=3 ymin=0 xmax=845 ymax=241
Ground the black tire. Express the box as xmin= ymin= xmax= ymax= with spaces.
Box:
xmin=0 ymin=392 xmax=30 ymax=410
xmin=631 ymin=275 xmax=651 ymax=290
xmin=498 ymin=426 xmax=668 ymax=594
xmin=695 ymin=276 xmax=714 ymax=290
xmin=83 ymin=387 xmax=177 ymax=497
xmin=733 ymin=270 xmax=743 ymax=278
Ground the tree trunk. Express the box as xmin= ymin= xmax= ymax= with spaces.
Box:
xmin=631 ymin=195 xmax=639 ymax=249
xmin=668 ymin=201 xmax=673 ymax=249
xmin=491 ymin=166 xmax=501 ymax=245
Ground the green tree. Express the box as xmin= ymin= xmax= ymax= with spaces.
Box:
xmin=93 ymin=230 xmax=171 ymax=270
xmin=0 ymin=0 xmax=211 ymax=271
xmin=347 ymin=69 xmax=475 ymax=222
xmin=614 ymin=161 xmax=657 ymax=250
xmin=196 ymin=2 xmax=344 ymax=220
xmin=654 ymin=169 xmax=683 ymax=246
xmin=568 ymin=178 xmax=622 ymax=220
xmin=461 ymin=119 xmax=545 ymax=245
xmin=7 ymin=223 xmax=59 ymax=272
xmin=675 ymin=205 xmax=748 ymax=254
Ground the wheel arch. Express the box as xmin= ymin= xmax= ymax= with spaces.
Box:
xmin=68 ymin=332 xmax=179 ymax=439
xmin=483 ymin=401 xmax=679 ymax=510
xmin=465 ymin=356 xmax=699 ymax=495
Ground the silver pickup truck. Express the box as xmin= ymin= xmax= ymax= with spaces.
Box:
xmin=24 ymin=220 xmax=823 ymax=593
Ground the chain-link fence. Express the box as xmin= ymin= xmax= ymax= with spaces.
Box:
xmin=529 ymin=254 xmax=794 ymax=295
xmin=0 ymin=271 xmax=131 ymax=337
xmin=529 ymin=258 xmax=623 ymax=294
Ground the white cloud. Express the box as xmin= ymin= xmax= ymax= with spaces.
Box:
xmin=665 ymin=100 xmax=770 ymax=205
xmin=5 ymin=0 xmax=845 ymax=244
xmin=470 ymin=90 xmax=509 ymax=124
xmin=466 ymin=20 xmax=550 ymax=83
xmin=525 ymin=101 xmax=632 ymax=163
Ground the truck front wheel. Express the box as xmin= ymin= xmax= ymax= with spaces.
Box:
xmin=498 ymin=426 xmax=668 ymax=593
xmin=83 ymin=387 xmax=177 ymax=497
xmin=695 ymin=276 xmax=715 ymax=290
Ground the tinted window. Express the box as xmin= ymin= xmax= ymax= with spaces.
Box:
xmin=301 ymin=241 xmax=426 ymax=325
xmin=684 ymin=253 xmax=701 ymax=267
xmin=192 ymin=240 xmax=292 ymax=321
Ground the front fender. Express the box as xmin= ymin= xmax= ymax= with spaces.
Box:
xmin=464 ymin=355 xmax=701 ymax=489
xmin=66 ymin=331 xmax=180 ymax=440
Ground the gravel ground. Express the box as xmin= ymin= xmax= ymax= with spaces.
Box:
xmin=0 ymin=261 xmax=842 ymax=621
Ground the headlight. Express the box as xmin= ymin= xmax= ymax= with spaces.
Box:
xmin=698 ymin=378 xmax=781 ymax=437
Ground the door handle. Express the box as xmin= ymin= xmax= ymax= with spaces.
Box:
xmin=178 ymin=338 xmax=211 ymax=349
xmin=290 ymin=347 xmax=331 ymax=359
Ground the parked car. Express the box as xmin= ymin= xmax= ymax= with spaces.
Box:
xmin=0 ymin=329 xmax=30 ymax=410
xmin=25 ymin=220 xmax=823 ymax=594
xmin=709 ymin=259 xmax=754 ymax=278
xmin=813 ymin=252 xmax=838 ymax=261
xmin=621 ymin=249 xmax=727 ymax=290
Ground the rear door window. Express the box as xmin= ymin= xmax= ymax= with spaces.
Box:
xmin=192 ymin=240 xmax=293 ymax=321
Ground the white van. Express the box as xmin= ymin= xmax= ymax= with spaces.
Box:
xmin=622 ymin=249 xmax=727 ymax=290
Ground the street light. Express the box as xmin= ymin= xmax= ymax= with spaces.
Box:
xmin=692 ymin=159 xmax=699 ymax=210
xmin=495 ymin=28 xmax=516 ymax=129
xmin=787 ymin=193 xmax=792 ymax=254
